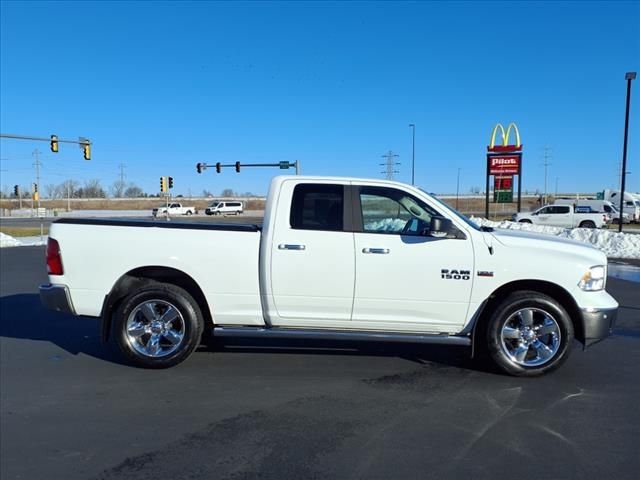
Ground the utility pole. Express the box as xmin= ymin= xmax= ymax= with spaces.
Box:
xmin=409 ymin=124 xmax=416 ymax=185
xmin=33 ymin=149 xmax=42 ymax=209
xmin=543 ymin=146 xmax=552 ymax=205
xmin=380 ymin=151 xmax=400 ymax=180
xmin=456 ymin=168 xmax=461 ymax=210
xmin=118 ymin=163 xmax=126 ymax=197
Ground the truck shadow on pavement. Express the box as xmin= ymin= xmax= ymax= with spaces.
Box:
xmin=0 ymin=293 xmax=125 ymax=364
xmin=0 ymin=293 xmax=493 ymax=373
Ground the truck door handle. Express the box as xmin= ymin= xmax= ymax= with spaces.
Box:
xmin=278 ymin=244 xmax=306 ymax=250
xmin=362 ymin=247 xmax=390 ymax=254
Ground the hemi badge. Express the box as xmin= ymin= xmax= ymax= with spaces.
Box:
xmin=478 ymin=271 xmax=494 ymax=277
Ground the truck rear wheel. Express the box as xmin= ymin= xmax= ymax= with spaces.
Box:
xmin=486 ymin=291 xmax=574 ymax=377
xmin=114 ymin=282 xmax=204 ymax=368
xmin=518 ymin=220 xmax=532 ymax=224
xmin=579 ymin=220 xmax=596 ymax=228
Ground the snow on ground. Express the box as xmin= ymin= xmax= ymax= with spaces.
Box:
xmin=0 ymin=233 xmax=46 ymax=248
xmin=471 ymin=217 xmax=640 ymax=259
xmin=0 ymin=232 xmax=22 ymax=247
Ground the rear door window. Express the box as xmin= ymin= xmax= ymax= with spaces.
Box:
xmin=290 ymin=184 xmax=344 ymax=231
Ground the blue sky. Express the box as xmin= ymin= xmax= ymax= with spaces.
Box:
xmin=1 ymin=0 xmax=638 ymax=197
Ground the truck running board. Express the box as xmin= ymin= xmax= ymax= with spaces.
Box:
xmin=213 ymin=326 xmax=471 ymax=347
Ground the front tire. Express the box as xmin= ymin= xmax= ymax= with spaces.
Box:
xmin=114 ymin=282 xmax=204 ymax=368
xmin=486 ymin=291 xmax=574 ymax=377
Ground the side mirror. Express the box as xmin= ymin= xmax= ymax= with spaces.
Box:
xmin=428 ymin=216 xmax=452 ymax=238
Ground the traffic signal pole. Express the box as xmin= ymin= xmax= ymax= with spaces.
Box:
xmin=196 ymin=160 xmax=301 ymax=174
xmin=0 ymin=133 xmax=92 ymax=160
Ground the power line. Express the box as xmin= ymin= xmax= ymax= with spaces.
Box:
xmin=33 ymin=149 xmax=42 ymax=209
xmin=543 ymin=146 xmax=552 ymax=204
xmin=380 ymin=150 xmax=400 ymax=180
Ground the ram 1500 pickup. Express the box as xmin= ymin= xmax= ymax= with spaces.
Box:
xmin=40 ymin=176 xmax=618 ymax=376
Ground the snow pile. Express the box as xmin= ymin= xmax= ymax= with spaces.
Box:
xmin=471 ymin=217 xmax=640 ymax=259
xmin=365 ymin=218 xmax=407 ymax=232
xmin=0 ymin=232 xmax=22 ymax=248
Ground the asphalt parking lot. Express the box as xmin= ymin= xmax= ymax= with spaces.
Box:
xmin=1 ymin=246 xmax=639 ymax=480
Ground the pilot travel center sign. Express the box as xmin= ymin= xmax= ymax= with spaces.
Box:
xmin=485 ymin=123 xmax=523 ymax=214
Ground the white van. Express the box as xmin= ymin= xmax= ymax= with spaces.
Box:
xmin=554 ymin=199 xmax=630 ymax=224
xmin=205 ymin=200 xmax=244 ymax=216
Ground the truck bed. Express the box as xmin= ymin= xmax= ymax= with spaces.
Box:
xmin=54 ymin=218 xmax=261 ymax=232
xmin=48 ymin=218 xmax=264 ymax=325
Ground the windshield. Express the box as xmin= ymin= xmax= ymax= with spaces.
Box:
xmin=420 ymin=189 xmax=481 ymax=231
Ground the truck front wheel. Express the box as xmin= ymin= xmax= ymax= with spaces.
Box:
xmin=486 ymin=291 xmax=574 ymax=377
xmin=114 ymin=282 xmax=204 ymax=368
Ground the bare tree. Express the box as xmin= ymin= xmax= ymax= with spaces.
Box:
xmin=220 ymin=188 xmax=235 ymax=197
xmin=124 ymin=183 xmax=144 ymax=198
xmin=111 ymin=179 xmax=126 ymax=198
xmin=58 ymin=179 xmax=80 ymax=199
xmin=202 ymin=189 xmax=213 ymax=197
xmin=80 ymin=179 xmax=106 ymax=198
xmin=45 ymin=184 xmax=58 ymax=199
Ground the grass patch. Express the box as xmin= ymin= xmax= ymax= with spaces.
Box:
xmin=0 ymin=227 xmax=49 ymax=237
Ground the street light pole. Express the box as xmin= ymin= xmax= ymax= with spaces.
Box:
xmin=456 ymin=168 xmax=461 ymax=210
xmin=409 ymin=124 xmax=415 ymax=185
xmin=619 ymin=72 xmax=636 ymax=232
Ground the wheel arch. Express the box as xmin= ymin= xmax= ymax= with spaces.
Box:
xmin=100 ymin=266 xmax=213 ymax=343
xmin=471 ymin=279 xmax=585 ymax=355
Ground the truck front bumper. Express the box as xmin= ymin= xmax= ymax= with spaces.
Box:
xmin=39 ymin=284 xmax=76 ymax=315
xmin=581 ymin=307 xmax=617 ymax=347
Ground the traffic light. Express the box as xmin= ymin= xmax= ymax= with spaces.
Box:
xmin=160 ymin=176 xmax=167 ymax=193
xmin=50 ymin=135 xmax=59 ymax=153
xmin=235 ymin=161 xmax=241 ymax=173
xmin=196 ymin=163 xmax=205 ymax=174
xmin=33 ymin=183 xmax=38 ymax=193
xmin=216 ymin=162 xmax=222 ymax=173
xmin=83 ymin=143 xmax=91 ymax=160
xmin=13 ymin=185 xmax=19 ymax=196
xmin=168 ymin=176 xmax=174 ymax=189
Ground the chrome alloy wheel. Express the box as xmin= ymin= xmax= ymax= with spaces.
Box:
xmin=500 ymin=308 xmax=561 ymax=367
xmin=125 ymin=299 xmax=186 ymax=358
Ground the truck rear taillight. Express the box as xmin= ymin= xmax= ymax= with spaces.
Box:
xmin=46 ymin=238 xmax=64 ymax=275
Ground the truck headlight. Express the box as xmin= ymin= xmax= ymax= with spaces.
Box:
xmin=578 ymin=265 xmax=606 ymax=291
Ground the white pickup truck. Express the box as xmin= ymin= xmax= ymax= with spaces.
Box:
xmin=40 ymin=176 xmax=618 ymax=377
xmin=512 ymin=204 xmax=608 ymax=229
xmin=152 ymin=202 xmax=197 ymax=217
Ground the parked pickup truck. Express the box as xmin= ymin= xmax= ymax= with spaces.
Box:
xmin=152 ymin=203 xmax=197 ymax=217
xmin=40 ymin=176 xmax=618 ymax=376
xmin=512 ymin=204 xmax=608 ymax=229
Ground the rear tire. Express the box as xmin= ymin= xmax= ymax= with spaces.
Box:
xmin=519 ymin=220 xmax=532 ymax=224
xmin=114 ymin=282 xmax=204 ymax=368
xmin=486 ymin=291 xmax=574 ymax=377
xmin=579 ymin=220 xmax=596 ymax=228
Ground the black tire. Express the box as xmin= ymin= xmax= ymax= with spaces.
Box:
xmin=486 ymin=291 xmax=574 ymax=377
xmin=186 ymin=210 xmax=193 ymax=216
xmin=519 ymin=220 xmax=532 ymax=224
xmin=114 ymin=282 xmax=204 ymax=368
xmin=579 ymin=220 xmax=596 ymax=228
